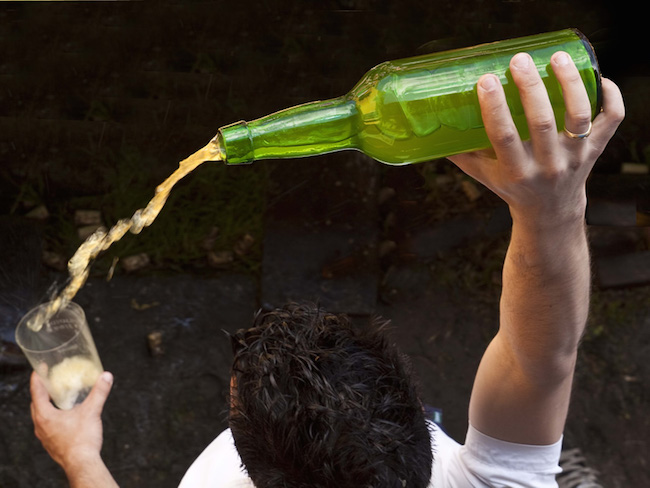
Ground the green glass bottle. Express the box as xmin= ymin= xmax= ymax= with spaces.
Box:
xmin=215 ymin=28 xmax=601 ymax=166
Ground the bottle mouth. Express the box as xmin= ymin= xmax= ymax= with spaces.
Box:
xmin=572 ymin=28 xmax=603 ymax=117
xmin=209 ymin=133 xmax=228 ymax=161
xmin=215 ymin=121 xmax=254 ymax=165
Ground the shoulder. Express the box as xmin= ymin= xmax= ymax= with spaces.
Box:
xmin=178 ymin=429 xmax=255 ymax=488
xmin=429 ymin=422 xmax=562 ymax=487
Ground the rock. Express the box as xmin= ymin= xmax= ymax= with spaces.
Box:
xmin=621 ymin=162 xmax=649 ymax=174
xmin=383 ymin=211 xmax=397 ymax=229
xmin=638 ymin=211 xmax=650 ymax=227
xmin=42 ymin=250 xmax=67 ymax=271
xmin=74 ymin=209 xmax=103 ymax=226
xmin=233 ymin=233 xmax=255 ymax=257
xmin=460 ymin=179 xmax=482 ymax=202
xmin=378 ymin=187 xmax=396 ymax=205
xmin=25 ymin=205 xmax=49 ymax=220
xmin=207 ymin=250 xmax=234 ymax=268
xmin=130 ymin=298 xmax=160 ymax=311
xmin=200 ymin=226 xmax=219 ymax=251
xmin=587 ymin=200 xmax=637 ymax=226
xmin=77 ymin=224 xmax=104 ymax=240
xmin=378 ymin=240 xmax=397 ymax=258
xmin=147 ymin=330 xmax=164 ymax=357
xmin=595 ymin=251 xmax=650 ymax=288
xmin=586 ymin=174 xmax=649 ymax=226
xmin=588 ymin=226 xmax=643 ymax=258
xmin=435 ymin=174 xmax=454 ymax=186
xmin=121 ymin=253 xmax=151 ymax=272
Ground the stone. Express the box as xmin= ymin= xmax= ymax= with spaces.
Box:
xmin=233 ymin=233 xmax=255 ymax=257
xmin=621 ymin=162 xmax=649 ymax=174
xmin=130 ymin=298 xmax=160 ymax=311
xmin=121 ymin=253 xmax=151 ymax=272
xmin=77 ymin=224 xmax=104 ymax=240
xmin=74 ymin=209 xmax=103 ymax=226
xmin=42 ymin=250 xmax=67 ymax=271
xmin=207 ymin=250 xmax=234 ymax=268
xmin=200 ymin=226 xmax=219 ymax=251
xmin=586 ymin=174 xmax=650 ymax=227
xmin=147 ymin=330 xmax=164 ymax=357
xmin=460 ymin=179 xmax=482 ymax=202
xmin=25 ymin=205 xmax=49 ymax=220
xmin=378 ymin=240 xmax=397 ymax=258
xmin=378 ymin=186 xmax=396 ymax=205
xmin=587 ymin=200 xmax=637 ymax=227
xmin=595 ymin=251 xmax=650 ymax=288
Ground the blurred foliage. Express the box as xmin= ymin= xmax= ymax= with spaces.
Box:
xmin=19 ymin=145 xmax=269 ymax=277
xmin=584 ymin=287 xmax=650 ymax=343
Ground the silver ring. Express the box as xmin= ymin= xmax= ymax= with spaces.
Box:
xmin=564 ymin=121 xmax=592 ymax=140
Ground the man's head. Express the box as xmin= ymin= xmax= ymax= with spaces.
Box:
xmin=229 ymin=302 xmax=432 ymax=488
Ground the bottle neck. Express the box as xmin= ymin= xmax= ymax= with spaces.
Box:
xmin=216 ymin=96 xmax=358 ymax=165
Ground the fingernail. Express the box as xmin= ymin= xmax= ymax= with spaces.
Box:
xmin=479 ymin=74 xmax=499 ymax=92
xmin=512 ymin=53 xmax=531 ymax=70
xmin=553 ymin=51 xmax=570 ymax=66
xmin=101 ymin=372 xmax=113 ymax=385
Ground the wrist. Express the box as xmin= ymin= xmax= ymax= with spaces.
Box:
xmin=508 ymin=200 xmax=586 ymax=233
xmin=63 ymin=450 xmax=119 ymax=488
xmin=62 ymin=449 xmax=103 ymax=477
xmin=507 ymin=206 xmax=589 ymax=277
xmin=506 ymin=182 xmax=587 ymax=226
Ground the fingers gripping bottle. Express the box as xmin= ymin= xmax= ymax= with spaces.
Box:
xmin=215 ymin=28 xmax=601 ymax=166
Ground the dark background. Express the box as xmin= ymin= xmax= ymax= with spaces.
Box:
xmin=1 ymin=1 xmax=649 ymax=487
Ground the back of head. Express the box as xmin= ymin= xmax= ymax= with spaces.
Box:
xmin=229 ymin=302 xmax=432 ymax=488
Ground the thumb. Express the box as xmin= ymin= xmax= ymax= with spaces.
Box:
xmin=30 ymin=371 xmax=55 ymax=415
xmin=31 ymin=371 xmax=50 ymax=404
xmin=83 ymin=371 xmax=113 ymax=413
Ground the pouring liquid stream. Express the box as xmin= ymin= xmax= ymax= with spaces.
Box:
xmin=28 ymin=141 xmax=223 ymax=332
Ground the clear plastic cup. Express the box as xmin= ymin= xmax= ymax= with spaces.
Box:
xmin=15 ymin=301 xmax=103 ymax=410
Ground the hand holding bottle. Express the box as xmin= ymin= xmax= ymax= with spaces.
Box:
xmin=447 ymin=51 xmax=625 ymax=227
xmin=451 ymin=51 xmax=624 ymax=446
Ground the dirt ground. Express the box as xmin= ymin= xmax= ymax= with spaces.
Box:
xmin=1 ymin=1 xmax=648 ymax=487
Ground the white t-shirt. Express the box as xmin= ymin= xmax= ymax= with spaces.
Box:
xmin=178 ymin=422 xmax=562 ymax=488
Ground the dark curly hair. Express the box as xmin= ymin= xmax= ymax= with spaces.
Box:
xmin=229 ymin=302 xmax=433 ymax=488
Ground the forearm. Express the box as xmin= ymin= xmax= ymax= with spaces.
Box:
xmin=64 ymin=453 xmax=119 ymax=488
xmin=500 ymin=213 xmax=590 ymax=380
xmin=459 ymin=52 xmax=623 ymax=445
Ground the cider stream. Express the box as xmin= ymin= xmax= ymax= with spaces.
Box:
xmin=28 ymin=140 xmax=223 ymax=331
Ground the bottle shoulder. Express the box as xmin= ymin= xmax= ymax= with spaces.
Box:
xmin=348 ymin=60 xmax=397 ymax=99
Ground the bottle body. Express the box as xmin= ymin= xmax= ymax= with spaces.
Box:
xmin=217 ymin=28 xmax=601 ymax=166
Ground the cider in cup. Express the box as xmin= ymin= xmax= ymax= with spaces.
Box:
xmin=15 ymin=301 xmax=103 ymax=410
